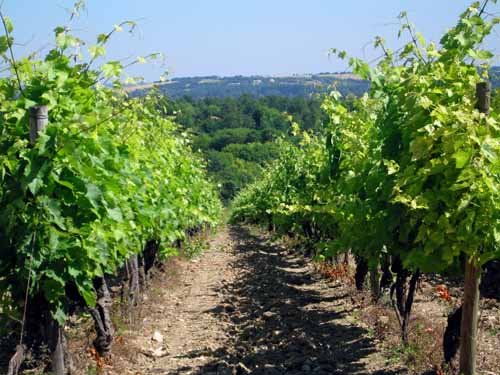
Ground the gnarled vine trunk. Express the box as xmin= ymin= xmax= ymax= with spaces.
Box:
xmin=354 ymin=256 xmax=368 ymax=291
xmin=443 ymin=305 xmax=462 ymax=367
xmin=89 ymin=277 xmax=114 ymax=357
xmin=143 ymin=240 xmax=159 ymax=276
xmin=125 ymin=255 xmax=141 ymax=307
xmin=379 ymin=254 xmax=393 ymax=290
xmin=390 ymin=256 xmax=420 ymax=343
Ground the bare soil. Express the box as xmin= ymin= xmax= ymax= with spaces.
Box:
xmin=70 ymin=225 xmax=405 ymax=374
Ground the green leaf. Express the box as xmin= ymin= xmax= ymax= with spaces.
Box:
xmin=67 ymin=265 xmax=80 ymax=278
xmin=52 ymin=306 xmax=67 ymax=325
xmin=97 ymin=33 xmax=108 ymax=44
xmin=85 ymin=183 xmax=102 ymax=209
xmin=383 ymin=159 xmax=399 ymax=175
xmin=416 ymin=32 xmax=426 ymax=47
xmin=453 ymin=150 xmax=472 ymax=168
xmin=468 ymin=49 xmax=494 ymax=60
xmin=76 ymin=280 xmax=96 ymax=307
xmin=27 ymin=177 xmax=44 ymax=195
xmin=107 ymin=207 xmax=123 ymax=222
xmin=56 ymin=32 xmax=79 ymax=50
xmin=0 ymin=36 xmax=10 ymax=55
xmin=481 ymin=137 xmax=498 ymax=162
xmin=454 ymin=32 xmax=467 ymax=46
xmin=349 ymin=58 xmax=371 ymax=79
xmin=44 ymin=197 xmax=67 ymax=230
xmin=101 ymin=61 xmax=122 ymax=78
xmin=88 ymin=45 xmax=106 ymax=59
xmin=4 ymin=16 xmax=14 ymax=33
xmin=55 ymin=179 xmax=75 ymax=191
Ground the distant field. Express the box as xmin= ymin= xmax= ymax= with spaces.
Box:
xmin=126 ymin=72 xmax=370 ymax=98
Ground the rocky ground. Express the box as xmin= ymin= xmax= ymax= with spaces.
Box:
xmin=70 ymin=225 xmax=404 ymax=374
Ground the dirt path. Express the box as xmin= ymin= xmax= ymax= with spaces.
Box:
xmin=92 ymin=225 xmax=404 ymax=374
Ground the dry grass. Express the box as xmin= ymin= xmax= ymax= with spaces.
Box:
xmin=360 ymin=303 xmax=447 ymax=374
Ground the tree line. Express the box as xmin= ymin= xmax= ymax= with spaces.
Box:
xmin=165 ymin=95 xmax=331 ymax=202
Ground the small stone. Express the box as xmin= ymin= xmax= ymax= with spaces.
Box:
xmin=140 ymin=347 xmax=169 ymax=358
xmin=262 ymin=311 xmax=276 ymax=319
xmin=378 ymin=315 xmax=390 ymax=325
xmin=152 ymin=330 xmax=164 ymax=343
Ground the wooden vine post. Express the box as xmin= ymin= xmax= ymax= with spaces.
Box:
xmin=29 ymin=105 xmax=66 ymax=375
xmin=29 ymin=105 xmax=48 ymax=145
xmin=459 ymin=81 xmax=490 ymax=375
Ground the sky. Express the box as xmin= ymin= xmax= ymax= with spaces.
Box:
xmin=3 ymin=0 xmax=500 ymax=81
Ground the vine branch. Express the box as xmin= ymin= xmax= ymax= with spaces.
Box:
xmin=0 ymin=11 xmax=25 ymax=97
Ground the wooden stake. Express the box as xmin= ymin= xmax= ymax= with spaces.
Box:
xmin=475 ymin=81 xmax=491 ymax=116
xmin=48 ymin=319 xmax=66 ymax=375
xmin=459 ymin=82 xmax=490 ymax=375
xmin=29 ymin=105 xmax=65 ymax=374
xmin=29 ymin=105 xmax=48 ymax=145
xmin=459 ymin=260 xmax=481 ymax=375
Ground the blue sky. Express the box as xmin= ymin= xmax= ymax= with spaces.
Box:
xmin=3 ymin=1 xmax=499 ymax=81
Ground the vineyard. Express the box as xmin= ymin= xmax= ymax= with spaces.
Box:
xmin=0 ymin=1 xmax=499 ymax=375
xmin=231 ymin=2 xmax=499 ymax=375
xmin=0 ymin=5 xmax=221 ymax=374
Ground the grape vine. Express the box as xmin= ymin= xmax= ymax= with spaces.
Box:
xmin=232 ymin=2 xmax=499 ymax=373
xmin=0 ymin=5 xmax=221 ymax=369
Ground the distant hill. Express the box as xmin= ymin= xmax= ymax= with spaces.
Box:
xmin=127 ymin=73 xmax=370 ymax=99
xmin=128 ymin=68 xmax=499 ymax=99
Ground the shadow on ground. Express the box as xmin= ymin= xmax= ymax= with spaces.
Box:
xmin=173 ymin=225 xmax=404 ymax=375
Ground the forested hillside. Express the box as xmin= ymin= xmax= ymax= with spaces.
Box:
xmin=491 ymin=66 xmax=500 ymax=87
xmin=167 ymin=95 xmax=329 ymax=201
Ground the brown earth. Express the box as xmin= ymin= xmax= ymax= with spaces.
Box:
xmin=69 ymin=225 xmax=406 ymax=374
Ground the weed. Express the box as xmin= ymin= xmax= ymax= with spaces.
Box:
xmin=182 ymin=238 xmax=206 ymax=259
xmin=110 ymin=306 xmax=128 ymax=336
xmin=487 ymin=326 xmax=500 ymax=337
